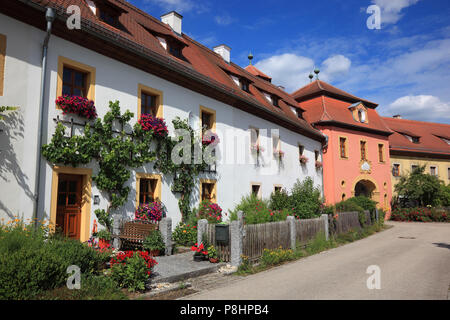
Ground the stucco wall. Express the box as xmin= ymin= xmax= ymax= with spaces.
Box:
xmin=0 ymin=14 xmax=323 ymax=235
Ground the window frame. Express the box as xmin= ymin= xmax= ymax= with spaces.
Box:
xmin=378 ymin=143 xmax=385 ymax=163
xmin=200 ymin=179 xmax=217 ymax=203
xmin=0 ymin=34 xmax=6 ymax=96
xmin=200 ymin=105 xmax=216 ymax=134
xmin=392 ymin=163 xmax=401 ymax=177
xmin=57 ymin=56 xmax=96 ymax=107
xmin=250 ymin=182 xmax=262 ymax=199
xmin=138 ymin=84 xmax=163 ymax=119
xmin=135 ymin=173 xmax=162 ymax=209
xmin=360 ymin=140 xmax=368 ymax=161
xmin=430 ymin=165 xmax=438 ymax=176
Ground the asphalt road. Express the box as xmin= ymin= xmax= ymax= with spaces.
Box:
xmin=184 ymin=222 xmax=450 ymax=300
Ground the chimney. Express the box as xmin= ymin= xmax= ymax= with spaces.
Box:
xmin=393 ymin=115 xmax=402 ymax=119
xmin=214 ymin=44 xmax=231 ymax=63
xmin=161 ymin=11 xmax=183 ymax=35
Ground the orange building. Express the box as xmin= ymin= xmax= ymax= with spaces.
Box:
xmin=292 ymin=80 xmax=393 ymax=216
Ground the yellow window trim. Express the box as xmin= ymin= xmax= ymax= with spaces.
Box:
xmin=137 ymin=83 xmax=164 ymax=119
xmin=50 ymin=166 xmax=92 ymax=243
xmin=274 ymin=184 xmax=283 ymax=192
xmin=250 ymin=182 xmax=262 ymax=199
xmin=56 ymin=56 xmax=96 ymax=107
xmin=0 ymin=34 xmax=6 ymax=96
xmin=136 ymin=173 xmax=162 ymax=209
xmin=200 ymin=105 xmax=216 ymax=132
xmin=338 ymin=135 xmax=349 ymax=160
xmin=200 ymin=179 xmax=217 ymax=203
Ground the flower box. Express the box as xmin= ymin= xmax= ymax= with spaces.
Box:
xmin=138 ymin=114 xmax=169 ymax=138
xmin=56 ymin=95 xmax=97 ymax=119
xmin=202 ymin=132 xmax=220 ymax=145
xmin=135 ymin=201 xmax=166 ymax=223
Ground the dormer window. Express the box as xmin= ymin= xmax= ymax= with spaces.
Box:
xmin=169 ymin=41 xmax=183 ymax=59
xmin=358 ymin=109 xmax=366 ymax=123
xmin=264 ymin=92 xmax=279 ymax=107
xmin=240 ymin=79 xmax=250 ymax=93
xmin=403 ymin=134 xmax=420 ymax=144
xmin=349 ymin=102 xmax=368 ymax=124
xmin=95 ymin=1 xmax=124 ymax=29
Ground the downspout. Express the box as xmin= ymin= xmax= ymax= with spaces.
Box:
xmin=33 ymin=7 xmax=55 ymax=227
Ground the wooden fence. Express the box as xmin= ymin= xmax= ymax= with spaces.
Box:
xmin=204 ymin=223 xmax=231 ymax=262
xmin=243 ymin=221 xmax=291 ymax=262
xmin=295 ymin=218 xmax=325 ymax=246
xmin=200 ymin=210 xmax=375 ymax=264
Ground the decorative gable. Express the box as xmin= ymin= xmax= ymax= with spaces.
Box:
xmin=348 ymin=102 xmax=369 ymax=124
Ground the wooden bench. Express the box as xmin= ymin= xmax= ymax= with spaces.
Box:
xmin=118 ymin=221 xmax=158 ymax=250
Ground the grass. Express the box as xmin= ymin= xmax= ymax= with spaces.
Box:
xmin=235 ymin=221 xmax=389 ymax=276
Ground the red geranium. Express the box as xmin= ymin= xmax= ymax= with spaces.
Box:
xmin=56 ymin=95 xmax=97 ymax=119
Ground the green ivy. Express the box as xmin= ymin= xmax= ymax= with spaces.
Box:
xmin=42 ymin=101 xmax=214 ymax=231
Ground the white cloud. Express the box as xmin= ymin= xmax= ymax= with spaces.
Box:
xmin=215 ymin=14 xmax=234 ymax=26
xmin=371 ymin=0 xmax=420 ymax=25
xmin=143 ymin=0 xmax=209 ymax=14
xmin=384 ymin=95 xmax=450 ymax=123
xmin=254 ymin=54 xmax=314 ymax=92
xmin=321 ymin=55 xmax=352 ymax=80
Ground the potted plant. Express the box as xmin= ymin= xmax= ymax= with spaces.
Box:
xmin=299 ymin=155 xmax=309 ymax=164
xmin=315 ymin=160 xmax=323 ymax=169
xmin=96 ymin=230 xmax=111 ymax=250
xmin=135 ymin=201 xmax=166 ymax=223
xmin=207 ymin=245 xmax=219 ymax=263
xmin=191 ymin=243 xmax=208 ymax=262
xmin=138 ymin=114 xmax=168 ymax=138
xmin=143 ymin=230 xmax=166 ymax=257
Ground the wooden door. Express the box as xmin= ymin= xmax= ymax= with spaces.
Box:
xmin=56 ymin=174 xmax=83 ymax=240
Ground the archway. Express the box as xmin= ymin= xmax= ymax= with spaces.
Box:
xmin=354 ymin=180 xmax=376 ymax=198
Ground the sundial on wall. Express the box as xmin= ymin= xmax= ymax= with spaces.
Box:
xmin=360 ymin=160 xmax=372 ymax=174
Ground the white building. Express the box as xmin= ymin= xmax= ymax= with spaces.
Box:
xmin=0 ymin=0 xmax=325 ymax=241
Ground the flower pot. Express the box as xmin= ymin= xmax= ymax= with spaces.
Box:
xmin=98 ymin=239 xmax=110 ymax=250
xmin=150 ymin=250 xmax=160 ymax=257
xmin=193 ymin=254 xmax=204 ymax=262
xmin=209 ymin=258 xmax=219 ymax=264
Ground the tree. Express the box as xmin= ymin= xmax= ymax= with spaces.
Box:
xmin=394 ymin=165 xmax=443 ymax=207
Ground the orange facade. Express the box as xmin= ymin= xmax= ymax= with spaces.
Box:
xmin=294 ymin=81 xmax=393 ymax=218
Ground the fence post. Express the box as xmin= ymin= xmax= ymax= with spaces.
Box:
xmin=286 ymin=216 xmax=296 ymax=250
xmin=231 ymin=211 xmax=244 ymax=267
xmin=321 ymin=214 xmax=329 ymax=241
xmin=197 ymin=219 xmax=208 ymax=246
xmin=112 ymin=214 xmax=121 ymax=250
xmin=160 ymin=217 xmax=172 ymax=256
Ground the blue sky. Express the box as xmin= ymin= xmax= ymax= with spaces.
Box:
xmin=128 ymin=0 xmax=450 ymax=124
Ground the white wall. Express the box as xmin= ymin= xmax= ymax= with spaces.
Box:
xmin=0 ymin=14 xmax=323 ymax=232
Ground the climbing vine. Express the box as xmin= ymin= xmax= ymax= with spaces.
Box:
xmin=42 ymin=101 xmax=215 ymax=231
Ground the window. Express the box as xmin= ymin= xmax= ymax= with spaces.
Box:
xmin=169 ymin=42 xmax=183 ymax=59
xmin=299 ymin=145 xmax=304 ymax=156
xmin=0 ymin=34 xmax=6 ymax=96
xmin=274 ymin=186 xmax=282 ymax=193
xmin=448 ymin=167 xmax=450 ymax=180
xmin=141 ymin=92 xmax=157 ymax=117
xmin=138 ymin=84 xmax=163 ymax=118
xmin=411 ymin=164 xmax=419 ymax=172
xmin=430 ymin=166 xmax=437 ymax=176
xmin=251 ymin=183 xmax=261 ymax=198
xmin=412 ymin=137 xmax=420 ymax=144
xmin=378 ymin=144 xmax=384 ymax=162
xmin=358 ymin=109 xmax=366 ymax=123
xmin=360 ymin=141 xmax=367 ymax=161
xmin=57 ymin=56 xmax=96 ymax=104
xmin=200 ymin=180 xmax=217 ymax=203
xmin=240 ymin=79 xmax=250 ymax=93
xmin=200 ymin=106 xmax=216 ymax=134
xmin=136 ymin=173 xmax=161 ymax=208
xmin=139 ymin=179 xmax=157 ymax=204
xmin=392 ymin=164 xmax=400 ymax=177
xmin=315 ymin=150 xmax=320 ymax=161
xmin=62 ymin=67 xmax=87 ymax=97
xmin=272 ymin=96 xmax=279 ymax=107
xmin=339 ymin=137 xmax=347 ymax=158
xmin=96 ymin=3 xmax=121 ymax=29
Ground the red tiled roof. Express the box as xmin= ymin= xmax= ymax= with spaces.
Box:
xmin=22 ymin=0 xmax=322 ymax=140
xmin=292 ymin=80 xmax=378 ymax=108
xmin=245 ymin=65 xmax=272 ymax=82
xmin=295 ymin=88 xmax=392 ymax=135
xmin=382 ymin=117 xmax=450 ymax=157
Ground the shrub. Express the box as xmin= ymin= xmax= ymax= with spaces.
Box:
xmin=290 ymin=178 xmax=322 ymax=219
xmin=110 ymin=251 xmax=157 ymax=292
xmin=230 ymin=194 xmax=289 ymax=224
xmin=172 ymin=223 xmax=197 ymax=246
xmin=0 ymin=245 xmax=67 ymax=299
xmin=143 ymin=230 xmax=166 ymax=252
xmin=346 ymin=196 xmax=377 ymax=212
xmin=390 ymin=207 xmax=449 ymax=223
xmin=269 ymin=189 xmax=291 ymax=211
xmin=198 ymin=200 xmax=223 ymax=224
xmin=260 ymin=247 xmax=295 ymax=267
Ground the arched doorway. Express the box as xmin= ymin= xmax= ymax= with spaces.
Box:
xmin=354 ymin=180 xmax=376 ymax=198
